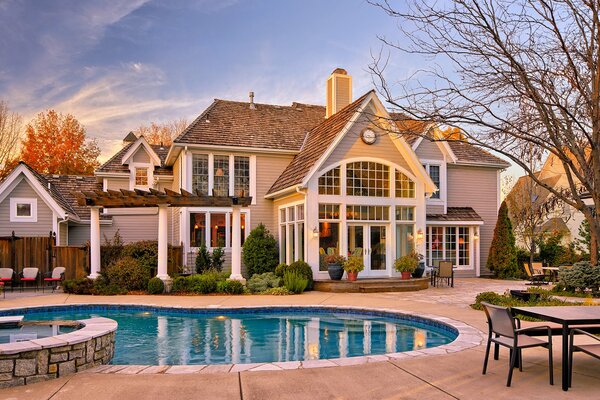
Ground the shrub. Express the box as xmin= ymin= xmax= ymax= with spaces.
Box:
xmin=147 ymin=277 xmax=165 ymax=294
xmin=558 ymin=261 xmax=600 ymax=294
xmin=105 ymin=256 xmax=151 ymax=291
xmin=63 ymin=278 xmax=95 ymax=294
xmin=262 ymin=286 xmax=292 ymax=295
xmin=274 ymin=263 xmax=288 ymax=278
xmin=286 ymin=261 xmax=314 ymax=290
xmin=195 ymin=244 xmax=212 ymax=274
xmin=283 ymin=271 xmax=308 ymax=294
xmin=217 ymin=280 xmax=245 ymax=295
xmin=187 ymin=274 xmax=218 ymax=294
xmin=242 ymin=223 xmax=279 ymax=277
xmin=487 ymin=201 xmax=519 ymax=278
xmin=247 ymin=272 xmax=280 ymax=293
xmin=172 ymin=276 xmax=189 ymax=293
xmin=211 ymin=247 xmax=225 ymax=272
xmin=101 ymin=231 xmax=124 ymax=269
xmin=121 ymin=241 xmax=159 ymax=271
xmin=471 ymin=290 xmax=574 ymax=318
xmin=92 ymin=276 xmax=127 ymax=295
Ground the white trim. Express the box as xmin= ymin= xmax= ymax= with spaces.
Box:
xmin=278 ymin=199 xmax=306 ymax=264
xmin=0 ymin=164 xmax=67 ymax=219
xmin=166 ymin=142 xmax=299 ymax=166
xmin=121 ymin=137 xmax=161 ymax=167
xmin=249 ymin=155 xmax=257 ymax=205
xmin=94 ymin=172 xmax=130 ymax=178
xmin=52 ymin=212 xmax=58 ymax=239
xmin=10 ymin=197 xmax=37 ymax=222
xmin=129 ymin=163 xmax=154 ymax=191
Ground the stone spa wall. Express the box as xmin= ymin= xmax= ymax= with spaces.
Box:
xmin=0 ymin=317 xmax=117 ymax=388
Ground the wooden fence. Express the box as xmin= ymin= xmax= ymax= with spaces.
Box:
xmin=0 ymin=233 xmax=183 ymax=280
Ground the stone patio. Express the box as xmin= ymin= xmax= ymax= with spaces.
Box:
xmin=1 ymin=278 xmax=599 ymax=399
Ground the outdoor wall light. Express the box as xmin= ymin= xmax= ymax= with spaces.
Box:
xmin=416 ymin=229 xmax=424 ymax=240
xmin=312 ymin=227 xmax=320 ymax=238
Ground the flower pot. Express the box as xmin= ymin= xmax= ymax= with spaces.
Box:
xmin=327 ymin=264 xmax=344 ymax=280
xmin=412 ymin=262 xmax=425 ymax=278
xmin=401 ymin=271 xmax=411 ymax=280
xmin=347 ymin=271 xmax=359 ymax=281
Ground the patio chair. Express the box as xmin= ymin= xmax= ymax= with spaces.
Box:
xmin=481 ymin=302 xmax=553 ymax=387
xmin=0 ymin=268 xmax=14 ymax=292
xmin=524 ymin=262 xmax=548 ymax=285
xmin=19 ymin=268 xmax=39 ymax=292
xmin=568 ymin=329 xmax=600 ymax=388
xmin=433 ymin=261 xmax=454 ymax=287
xmin=43 ymin=267 xmax=66 ymax=293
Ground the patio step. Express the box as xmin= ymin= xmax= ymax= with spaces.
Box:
xmin=313 ymin=278 xmax=429 ymax=293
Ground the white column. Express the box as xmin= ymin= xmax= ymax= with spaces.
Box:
xmin=157 ymin=205 xmax=170 ymax=280
xmin=230 ymin=205 xmax=244 ymax=280
xmin=88 ymin=206 xmax=101 ymax=279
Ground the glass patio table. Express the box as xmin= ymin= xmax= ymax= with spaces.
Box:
xmin=511 ymin=306 xmax=600 ymax=391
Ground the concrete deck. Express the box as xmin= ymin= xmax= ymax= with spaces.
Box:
xmin=2 ymin=278 xmax=600 ymax=399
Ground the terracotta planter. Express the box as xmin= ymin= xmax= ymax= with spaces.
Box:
xmin=347 ymin=271 xmax=359 ymax=281
xmin=401 ymin=271 xmax=411 ymax=280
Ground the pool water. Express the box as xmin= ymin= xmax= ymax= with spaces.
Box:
xmin=18 ymin=307 xmax=457 ymax=365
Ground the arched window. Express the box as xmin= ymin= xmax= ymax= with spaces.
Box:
xmin=346 ymin=161 xmax=389 ymax=197
xmin=395 ymin=171 xmax=415 ymax=198
xmin=318 ymin=167 xmax=340 ymax=195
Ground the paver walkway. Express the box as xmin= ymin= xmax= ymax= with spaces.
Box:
xmin=1 ymin=278 xmax=599 ymax=399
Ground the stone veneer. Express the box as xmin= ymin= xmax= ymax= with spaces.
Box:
xmin=0 ymin=317 xmax=117 ymax=388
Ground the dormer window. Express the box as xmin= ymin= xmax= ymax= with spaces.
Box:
xmin=135 ymin=168 xmax=148 ymax=187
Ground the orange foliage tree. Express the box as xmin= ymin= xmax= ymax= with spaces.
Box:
xmin=132 ymin=118 xmax=188 ymax=146
xmin=20 ymin=110 xmax=100 ymax=175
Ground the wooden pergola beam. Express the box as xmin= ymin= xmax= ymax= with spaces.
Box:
xmin=73 ymin=188 xmax=252 ymax=208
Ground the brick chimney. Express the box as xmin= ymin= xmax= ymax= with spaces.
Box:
xmin=326 ymin=68 xmax=352 ymax=118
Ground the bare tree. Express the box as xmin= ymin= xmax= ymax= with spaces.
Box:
xmin=369 ymin=0 xmax=600 ymax=264
xmin=132 ymin=118 xmax=188 ymax=146
xmin=0 ymin=101 xmax=22 ymax=179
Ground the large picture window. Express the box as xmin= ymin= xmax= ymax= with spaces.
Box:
xmin=192 ymin=154 xmax=209 ymax=195
xmin=346 ymin=161 xmax=389 ymax=197
xmin=234 ymin=156 xmax=250 ymax=197
xmin=189 ymin=210 xmax=248 ymax=249
xmin=318 ymin=167 xmax=341 ymax=195
xmin=191 ymin=153 xmax=253 ymax=199
xmin=426 ymin=226 xmax=471 ymax=267
xmin=213 ymin=155 xmax=229 ymax=196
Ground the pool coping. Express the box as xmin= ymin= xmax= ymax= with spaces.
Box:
xmin=0 ymin=303 xmax=485 ymax=374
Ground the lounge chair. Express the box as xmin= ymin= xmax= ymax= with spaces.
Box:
xmin=433 ymin=260 xmax=454 ymax=287
xmin=569 ymin=329 xmax=600 ymax=387
xmin=481 ymin=302 xmax=553 ymax=387
xmin=19 ymin=268 xmax=39 ymax=291
xmin=0 ymin=268 xmax=14 ymax=292
xmin=524 ymin=262 xmax=548 ymax=285
xmin=43 ymin=267 xmax=66 ymax=293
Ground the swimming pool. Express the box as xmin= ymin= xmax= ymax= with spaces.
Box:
xmin=1 ymin=305 xmax=458 ymax=365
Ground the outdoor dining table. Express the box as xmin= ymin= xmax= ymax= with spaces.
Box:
xmin=542 ymin=266 xmax=560 ymax=281
xmin=511 ymin=306 xmax=600 ymax=391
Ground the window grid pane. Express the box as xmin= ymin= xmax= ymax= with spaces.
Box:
xmin=16 ymin=203 xmax=31 ymax=217
xmin=234 ymin=156 xmax=250 ymax=197
xmin=346 ymin=161 xmax=389 ymax=197
xmin=395 ymin=206 xmax=415 ymax=221
xmin=395 ymin=171 xmax=415 ymax=198
xmin=429 ymin=227 xmax=444 ymax=267
xmin=318 ymin=204 xmax=340 ymax=220
xmin=213 ymin=155 xmax=229 ymax=196
xmin=192 ymin=154 xmax=209 ymax=195
xmin=135 ymin=168 xmax=148 ymax=186
xmin=296 ymin=204 xmax=304 ymax=221
xmin=318 ymin=167 xmax=341 ymax=195
xmin=445 ymin=227 xmax=457 ymax=265
xmin=458 ymin=227 xmax=470 ymax=265
xmin=429 ymin=165 xmax=440 ymax=199
xmin=346 ymin=205 xmax=389 ymax=221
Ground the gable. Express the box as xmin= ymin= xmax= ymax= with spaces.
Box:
xmin=0 ymin=179 xmax=54 ymax=236
xmin=414 ymin=138 xmax=444 ymax=161
xmin=132 ymin=147 xmax=151 ymax=163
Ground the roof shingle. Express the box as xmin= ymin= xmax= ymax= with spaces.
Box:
xmin=427 ymin=207 xmax=483 ymax=222
xmin=97 ymin=143 xmax=172 ymax=175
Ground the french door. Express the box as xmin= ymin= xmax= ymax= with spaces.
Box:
xmin=347 ymin=224 xmax=388 ymax=277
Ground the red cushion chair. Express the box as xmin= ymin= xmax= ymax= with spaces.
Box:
xmin=19 ymin=268 xmax=39 ymax=292
xmin=43 ymin=267 xmax=66 ymax=292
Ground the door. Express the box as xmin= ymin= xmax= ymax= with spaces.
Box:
xmin=347 ymin=224 xmax=388 ymax=277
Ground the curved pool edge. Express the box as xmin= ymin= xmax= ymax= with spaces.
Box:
xmin=0 ymin=316 xmax=117 ymax=388
xmin=0 ymin=304 xmax=485 ymax=375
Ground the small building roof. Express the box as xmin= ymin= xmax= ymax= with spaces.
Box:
xmin=97 ymin=142 xmax=172 ymax=175
xmin=427 ymin=207 xmax=483 ymax=222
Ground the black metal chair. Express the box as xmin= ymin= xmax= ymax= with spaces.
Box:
xmin=569 ymin=329 xmax=600 ymax=387
xmin=481 ymin=302 xmax=554 ymax=387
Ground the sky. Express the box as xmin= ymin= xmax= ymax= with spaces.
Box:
xmin=0 ymin=0 xmax=518 ymax=180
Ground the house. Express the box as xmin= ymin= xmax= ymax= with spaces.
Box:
xmin=0 ymin=69 xmax=510 ymax=279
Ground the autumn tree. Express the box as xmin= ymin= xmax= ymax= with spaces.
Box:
xmin=0 ymin=101 xmax=22 ymax=180
xmin=132 ymin=118 xmax=188 ymax=146
xmin=20 ymin=110 xmax=100 ymax=175
xmin=370 ymin=1 xmax=600 ymax=264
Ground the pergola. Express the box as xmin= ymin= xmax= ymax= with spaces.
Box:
xmin=76 ymin=188 xmax=252 ymax=285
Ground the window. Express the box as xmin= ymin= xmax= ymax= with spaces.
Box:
xmin=279 ymin=204 xmax=306 ymax=264
xmin=318 ymin=203 xmax=341 ymax=270
xmin=10 ymin=198 xmax=37 ymax=222
xmin=192 ymin=154 xmax=209 ymax=195
xmin=234 ymin=156 xmax=250 ymax=197
xmin=395 ymin=171 xmax=415 ymax=198
xmin=346 ymin=161 xmax=389 ymax=197
xmin=135 ymin=168 xmax=148 ymax=186
xmin=423 ymin=164 xmax=441 ymax=199
xmin=189 ymin=211 xmax=247 ymax=248
xmin=318 ymin=167 xmax=340 ymax=195
xmin=395 ymin=206 xmax=415 ymax=221
xmin=213 ymin=155 xmax=229 ymax=196
xmin=346 ymin=205 xmax=389 ymax=221
xmin=396 ymin=224 xmax=414 ymax=258
xmin=426 ymin=226 xmax=472 ymax=267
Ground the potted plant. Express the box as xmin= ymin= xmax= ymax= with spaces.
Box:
xmin=412 ymin=253 xmax=426 ymax=278
xmin=395 ymin=253 xmax=419 ymax=280
xmin=325 ymin=252 xmax=346 ymax=280
xmin=343 ymin=255 xmax=364 ymax=282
